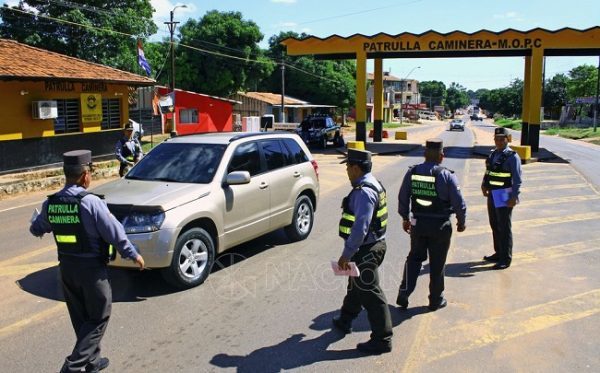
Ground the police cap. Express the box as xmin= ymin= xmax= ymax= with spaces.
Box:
xmin=494 ymin=127 xmax=509 ymax=137
xmin=123 ymin=121 xmax=134 ymax=131
xmin=63 ymin=150 xmax=92 ymax=166
xmin=425 ymin=138 xmax=443 ymax=151
xmin=341 ymin=149 xmax=372 ymax=165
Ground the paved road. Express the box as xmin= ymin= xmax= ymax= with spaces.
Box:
xmin=1 ymin=121 xmax=598 ymax=372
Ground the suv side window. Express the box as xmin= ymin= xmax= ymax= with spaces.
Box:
xmin=261 ymin=139 xmax=286 ymax=171
xmin=228 ymin=142 xmax=263 ymax=176
xmin=282 ymin=138 xmax=308 ymax=165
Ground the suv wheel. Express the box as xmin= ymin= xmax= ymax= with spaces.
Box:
xmin=334 ymin=132 xmax=344 ymax=147
xmin=320 ymin=135 xmax=327 ymax=149
xmin=285 ymin=195 xmax=314 ymax=241
xmin=162 ymin=227 xmax=215 ymax=289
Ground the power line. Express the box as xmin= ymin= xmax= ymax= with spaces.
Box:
xmin=296 ymin=0 xmax=423 ymax=25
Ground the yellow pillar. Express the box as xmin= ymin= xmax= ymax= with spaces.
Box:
xmin=355 ymin=50 xmax=367 ymax=143
xmin=521 ymin=56 xmax=531 ymax=146
xmin=373 ymin=59 xmax=384 ymax=142
xmin=527 ymin=48 xmax=544 ymax=152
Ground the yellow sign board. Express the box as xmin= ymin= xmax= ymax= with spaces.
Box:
xmin=80 ymin=93 xmax=102 ymax=123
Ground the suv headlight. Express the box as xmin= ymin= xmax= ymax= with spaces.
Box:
xmin=123 ymin=210 xmax=165 ymax=234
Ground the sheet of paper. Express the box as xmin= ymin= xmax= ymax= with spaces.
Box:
xmin=30 ymin=208 xmax=40 ymax=224
xmin=331 ymin=261 xmax=360 ymax=277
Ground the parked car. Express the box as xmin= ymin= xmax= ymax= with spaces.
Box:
xmin=92 ymin=132 xmax=320 ymax=288
xmin=296 ymin=114 xmax=343 ymax=148
xmin=449 ymin=119 xmax=465 ymax=131
xmin=419 ymin=111 xmax=438 ymax=121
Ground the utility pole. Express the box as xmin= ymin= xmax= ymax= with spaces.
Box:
xmin=165 ymin=5 xmax=186 ymax=136
xmin=399 ymin=66 xmax=420 ymax=125
xmin=280 ymin=52 xmax=285 ymax=123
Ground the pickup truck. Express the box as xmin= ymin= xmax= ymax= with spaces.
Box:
xmin=296 ymin=115 xmax=344 ymax=149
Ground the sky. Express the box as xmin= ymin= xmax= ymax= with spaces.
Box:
xmin=4 ymin=0 xmax=599 ymax=91
xmin=148 ymin=0 xmax=599 ymax=91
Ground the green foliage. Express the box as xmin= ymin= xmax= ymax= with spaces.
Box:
xmin=176 ymin=10 xmax=275 ymax=97
xmin=0 ymin=1 xmax=157 ymax=72
xmin=259 ymin=31 xmax=356 ymax=111
xmin=495 ymin=118 xmax=522 ymax=130
xmin=567 ymin=64 xmax=598 ymax=99
xmin=479 ymin=79 xmax=523 ymax=117
xmin=544 ymin=127 xmax=600 ymax=139
xmin=445 ymin=82 xmax=469 ymax=112
xmin=419 ymin=80 xmax=446 ymax=107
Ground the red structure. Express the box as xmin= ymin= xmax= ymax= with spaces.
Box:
xmin=157 ymin=87 xmax=240 ymax=135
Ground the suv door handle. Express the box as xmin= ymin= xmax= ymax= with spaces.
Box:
xmin=293 ymin=171 xmax=301 ymax=178
xmin=259 ymin=182 xmax=269 ymax=189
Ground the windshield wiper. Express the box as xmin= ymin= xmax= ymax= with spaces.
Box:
xmin=150 ymin=177 xmax=181 ymax=182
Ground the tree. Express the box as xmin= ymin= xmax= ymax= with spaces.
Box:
xmin=543 ymin=73 xmax=569 ymax=119
xmin=260 ymin=31 xmax=356 ymax=112
xmin=567 ymin=64 xmax=598 ymax=100
xmin=0 ymin=1 xmax=157 ymax=72
xmin=419 ymin=81 xmax=446 ymax=108
xmin=445 ymin=82 xmax=469 ymax=113
xmin=176 ymin=10 xmax=274 ymax=97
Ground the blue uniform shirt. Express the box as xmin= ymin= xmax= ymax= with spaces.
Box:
xmin=30 ymin=184 xmax=139 ymax=261
xmin=482 ymin=146 xmax=523 ymax=199
xmin=342 ymin=172 xmax=385 ymax=259
xmin=398 ymin=162 xmax=467 ymax=226
xmin=115 ymin=137 xmax=142 ymax=163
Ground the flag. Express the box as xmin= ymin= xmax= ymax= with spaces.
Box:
xmin=137 ymin=39 xmax=152 ymax=76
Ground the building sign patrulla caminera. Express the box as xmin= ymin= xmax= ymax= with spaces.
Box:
xmin=363 ymin=37 xmax=543 ymax=52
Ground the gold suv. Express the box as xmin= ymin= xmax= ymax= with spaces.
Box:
xmin=93 ymin=132 xmax=320 ymax=288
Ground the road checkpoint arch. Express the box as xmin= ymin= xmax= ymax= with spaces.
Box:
xmin=282 ymin=27 xmax=600 ymax=152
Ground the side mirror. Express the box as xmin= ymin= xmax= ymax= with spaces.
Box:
xmin=226 ymin=171 xmax=251 ymax=185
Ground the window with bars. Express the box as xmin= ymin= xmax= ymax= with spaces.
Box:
xmin=54 ymin=99 xmax=80 ymax=134
xmin=102 ymin=98 xmax=122 ymax=129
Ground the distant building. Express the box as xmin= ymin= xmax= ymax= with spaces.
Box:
xmin=0 ymin=38 xmax=154 ymax=173
xmin=366 ymin=72 xmax=421 ymax=121
xmin=231 ymin=92 xmax=336 ymax=123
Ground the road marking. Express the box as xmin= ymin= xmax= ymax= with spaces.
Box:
xmin=423 ymin=289 xmax=600 ymax=364
xmin=0 ymin=245 xmax=56 ymax=268
xmin=0 ymin=303 xmax=65 ymax=340
xmin=0 ymin=200 xmax=41 ymax=214
xmin=0 ymin=261 xmax=57 ymax=277
xmin=462 ymin=183 xmax=590 ymax=197
xmin=460 ymin=211 xmax=600 ymax=237
xmin=466 ymin=194 xmax=600 ymax=212
xmin=511 ymin=239 xmax=600 ymax=265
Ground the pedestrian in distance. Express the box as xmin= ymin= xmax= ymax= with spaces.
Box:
xmin=396 ymin=139 xmax=467 ymax=311
xmin=115 ymin=120 xmax=143 ymax=177
xmin=332 ymin=148 xmax=393 ymax=354
xmin=481 ymin=127 xmax=522 ymax=269
xmin=29 ymin=149 xmax=145 ymax=373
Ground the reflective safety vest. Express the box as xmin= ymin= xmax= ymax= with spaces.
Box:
xmin=484 ymin=150 xmax=515 ymax=190
xmin=410 ymin=165 xmax=453 ymax=218
xmin=119 ymin=138 xmax=139 ymax=162
xmin=339 ymin=181 xmax=388 ymax=240
xmin=47 ymin=192 xmax=115 ymax=261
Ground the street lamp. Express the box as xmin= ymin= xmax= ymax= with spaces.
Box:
xmin=165 ymin=4 xmax=187 ymax=136
xmin=399 ymin=66 xmax=421 ymax=125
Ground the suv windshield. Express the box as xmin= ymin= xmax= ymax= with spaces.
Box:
xmin=126 ymin=142 xmax=226 ymax=183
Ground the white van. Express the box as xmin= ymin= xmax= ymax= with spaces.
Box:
xmin=419 ymin=111 xmax=437 ymax=121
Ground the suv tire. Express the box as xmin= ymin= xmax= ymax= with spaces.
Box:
xmin=162 ymin=227 xmax=215 ymax=289
xmin=285 ymin=195 xmax=314 ymax=242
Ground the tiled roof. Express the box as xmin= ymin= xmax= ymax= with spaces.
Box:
xmin=238 ymin=92 xmax=307 ymax=106
xmin=0 ymin=38 xmax=155 ymax=85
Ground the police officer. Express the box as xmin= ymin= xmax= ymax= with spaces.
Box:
xmin=481 ymin=127 xmax=522 ymax=269
xmin=396 ymin=139 xmax=467 ymax=311
xmin=29 ymin=150 xmax=145 ymax=373
xmin=115 ymin=121 xmax=143 ymax=177
xmin=332 ymin=149 xmax=393 ymax=354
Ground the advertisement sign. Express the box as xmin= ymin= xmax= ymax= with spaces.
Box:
xmin=80 ymin=93 xmax=103 ymax=123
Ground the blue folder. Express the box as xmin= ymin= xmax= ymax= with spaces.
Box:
xmin=491 ymin=188 xmax=512 ymax=208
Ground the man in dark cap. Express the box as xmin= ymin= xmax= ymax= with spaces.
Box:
xmin=115 ymin=120 xmax=143 ymax=177
xmin=396 ymin=139 xmax=467 ymax=311
xmin=30 ymin=150 xmax=145 ymax=373
xmin=332 ymin=148 xmax=393 ymax=354
xmin=481 ymin=127 xmax=522 ymax=269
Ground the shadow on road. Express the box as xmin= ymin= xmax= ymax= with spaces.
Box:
xmin=443 ymin=260 xmax=497 ymax=277
xmin=16 ymin=230 xmax=297 ymax=303
xmin=209 ymin=306 xmax=428 ymax=371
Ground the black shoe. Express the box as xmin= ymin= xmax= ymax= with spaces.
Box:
xmin=396 ymin=293 xmax=409 ymax=310
xmin=483 ymin=253 xmax=500 ymax=262
xmin=332 ymin=316 xmax=352 ymax=334
xmin=85 ymin=357 xmax=109 ymax=372
xmin=428 ymin=298 xmax=447 ymax=311
xmin=492 ymin=262 xmax=510 ymax=270
xmin=356 ymin=339 xmax=392 ymax=354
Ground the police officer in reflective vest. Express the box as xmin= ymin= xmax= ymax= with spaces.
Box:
xmin=396 ymin=139 xmax=467 ymax=311
xmin=481 ymin=127 xmax=522 ymax=269
xmin=115 ymin=121 xmax=143 ymax=177
xmin=332 ymin=149 xmax=393 ymax=354
xmin=29 ymin=150 xmax=145 ymax=373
